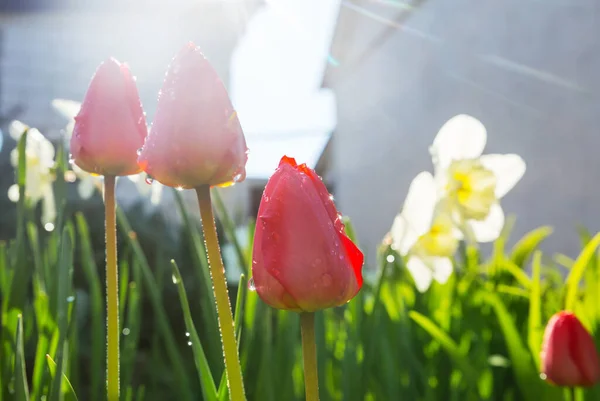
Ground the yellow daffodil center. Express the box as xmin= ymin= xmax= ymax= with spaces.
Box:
xmin=446 ymin=159 xmax=496 ymax=220
xmin=412 ymin=215 xmax=458 ymax=258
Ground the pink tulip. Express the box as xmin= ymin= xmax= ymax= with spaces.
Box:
xmin=138 ymin=42 xmax=247 ymax=188
xmin=251 ymin=156 xmax=364 ymax=312
xmin=541 ymin=311 xmax=600 ymax=387
xmin=71 ymin=58 xmax=147 ymax=176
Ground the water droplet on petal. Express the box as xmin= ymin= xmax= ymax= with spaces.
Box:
xmin=321 ymin=273 xmax=332 ymax=286
xmin=176 ymin=186 xmax=184 ymax=191
xmin=66 ymin=295 xmax=75 ymax=303
xmin=172 ymin=274 xmax=179 ymax=284
xmin=68 ymin=154 xmax=75 ymax=165
xmin=145 ymin=175 xmax=154 ymax=185
xmin=137 ymin=147 xmax=143 ymax=156
xmin=329 ymin=194 xmax=334 ymax=201
xmin=248 ymin=277 xmax=256 ymax=291
xmin=122 ymin=328 xmax=130 ymax=335
xmin=44 ymin=223 xmax=55 ymax=232
xmin=540 ymin=373 xmax=547 ymax=380
xmin=233 ymin=173 xmax=243 ymax=183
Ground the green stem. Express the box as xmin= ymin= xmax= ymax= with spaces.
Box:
xmin=104 ymin=175 xmax=119 ymax=401
xmin=300 ymin=312 xmax=320 ymax=401
xmin=195 ymin=186 xmax=246 ymax=401
xmin=570 ymin=387 xmax=576 ymax=401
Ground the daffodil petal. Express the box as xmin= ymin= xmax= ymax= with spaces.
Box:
xmin=41 ymin=185 xmax=57 ymax=226
xmin=431 ymin=257 xmax=453 ymax=284
xmin=430 ymin=114 xmax=487 ymax=169
xmin=78 ymin=178 xmax=96 ymax=199
xmin=479 ymin=154 xmax=526 ymax=198
xmin=407 ymin=256 xmax=434 ymax=292
xmin=390 ymin=215 xmax=419 ymax=255
xmin=51 ymin=99 xmax=81 ymax=120
xmin=468 ymin=203 xmax=505 ymax=243
xmin=8 ymin=184 xmax=19 ymax=202
xmin=9 ymin=121 xmax=28 ymax=141
xmin=401 ymin=171 xmax=437 ymax=234
xmin=150 ymin=184 xmax=163 ymax=205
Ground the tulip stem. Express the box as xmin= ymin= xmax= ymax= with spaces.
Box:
xmin=569 ymin=387 xmax=576 ymax=401
xmin=104 ymin=175 xmax=119 ymax=401
xmin=300 ymin=312 xmax=320 ymax=401
xmin=196 ymin=186 xmax=246 ymax=401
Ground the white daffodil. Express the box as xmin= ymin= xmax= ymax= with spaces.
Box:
xmin=52 ymin=98 xmax=81 ymax=139
xmin=127 ymin=173 xmax=163 ymax=205
xmin=430 ymin=114 xmax=526 ymax=243
xmin=8 ymin=121 xmax=57 ymax=231
xmin=389 ymin=172 xmax=461 ymax=292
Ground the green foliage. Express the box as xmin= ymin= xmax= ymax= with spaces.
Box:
xmin=3 ymin=150 xmax=600 ymax=401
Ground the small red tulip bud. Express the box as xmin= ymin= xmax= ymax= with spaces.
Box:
xmin=541 ymin=311 xmax=600 ymax=387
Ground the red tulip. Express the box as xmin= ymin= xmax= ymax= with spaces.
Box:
xmin=541 ymin=311 xmax=600 ymax=387
xmin=138 ymin=42 xmax=247 ymax=188
xmin=71 ymin=58 xmax=147 ymax=176
xmin=251 ymin=156 xmax=363 ymax=312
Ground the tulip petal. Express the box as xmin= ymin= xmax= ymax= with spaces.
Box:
xmin=479 ymin=154 xmax=526 ymax=198
xmin=467 ymin=203 xmax=505 ymax=243
xmin=430 ymin=114 xmax=487 ymax=170
xmin=406 ymin=256 xmax=433 ymax=293
xmin=339 ymin=232 xmax=364 ymax=289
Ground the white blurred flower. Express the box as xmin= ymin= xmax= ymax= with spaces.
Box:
xmin=127 ymin=173 xmax=163 ymax=205
xmin=8 ymin=121 xmax=57 ymax=230
xmin=52 ymin=98 xmax=81 ymax=139
xmin=389 ymin=172 xmax=461 ymax=292
xmin=430 ymin=115 xmax=526 ymax=243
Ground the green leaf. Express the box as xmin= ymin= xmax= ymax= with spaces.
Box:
xmin=46 ymin=355 xmax=78 ymax=401
xmin=528 ymin=251 xmax=543 ymax=370
xmin=14 ymin=314 xmax=30 ymax=401
xmin=409 ymin=311 xmax=479 ymax=388
xmin=510 ymin=226 xmax=553 ymax=267
xmin=49 ymin=228 xmax=74 ymax=401
xmin=116 ymin=207 xmax=193 ymax=401
xmin=565 ymin=233 xmax=600 ymax=310
xmin=170 ymin=260 xmax=218 ymax=401
xmin=483 ymin=292 xmax=539 ymax=400
xmin=74 ymin=214 xmax=104 ymax=401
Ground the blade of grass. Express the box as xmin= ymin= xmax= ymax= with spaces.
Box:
xmin=212 ymin=190 xmax=247 ymax=275
xmin=121 ymin=272 xmax=142 ymax=392
xmin=171 ymin=259 xmax=218 ymax=401
xmin=510 ymin=226 xmax=553 ymax=267
xmin=565 ymin=233 xmax=600 ymax=310
xmin=14 ymin=315 xmax=30 ymax=401
xmin=409 ymin=311 xmax=478 ymax=389
xmin=483 ymin=292 xmax=539 ymax=400
xmin=74 ymin=214 xmax=104 ymax=401
xmin=49 ymin=228 xmax=73 ymax=401
xmin=46 ymin=355 xmax=78 ymax=401
xmin=116 ymin=207 xmax=193 ymax=401
xmin=528 ymin=251 xmax=543 ymax=370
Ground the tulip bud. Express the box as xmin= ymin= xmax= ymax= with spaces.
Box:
xmin=251 ymin=156 xmax=364 ymax=312
xmin=137 ymin=42 xmax=247 ymax=189
xmin=541 ymin=311 xmax=600 ymax=387
xmin=71 ymin=58 xmax=148 ymax=176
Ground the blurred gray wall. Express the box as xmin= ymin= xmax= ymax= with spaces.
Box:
xmin=329 ymin=0 xmax=600 ymax=262
xmin=1 ymin=0 xmax=599 ymax=263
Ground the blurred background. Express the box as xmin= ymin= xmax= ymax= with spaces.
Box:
xmin=1 ymin=0 xmax=599 ymax=263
